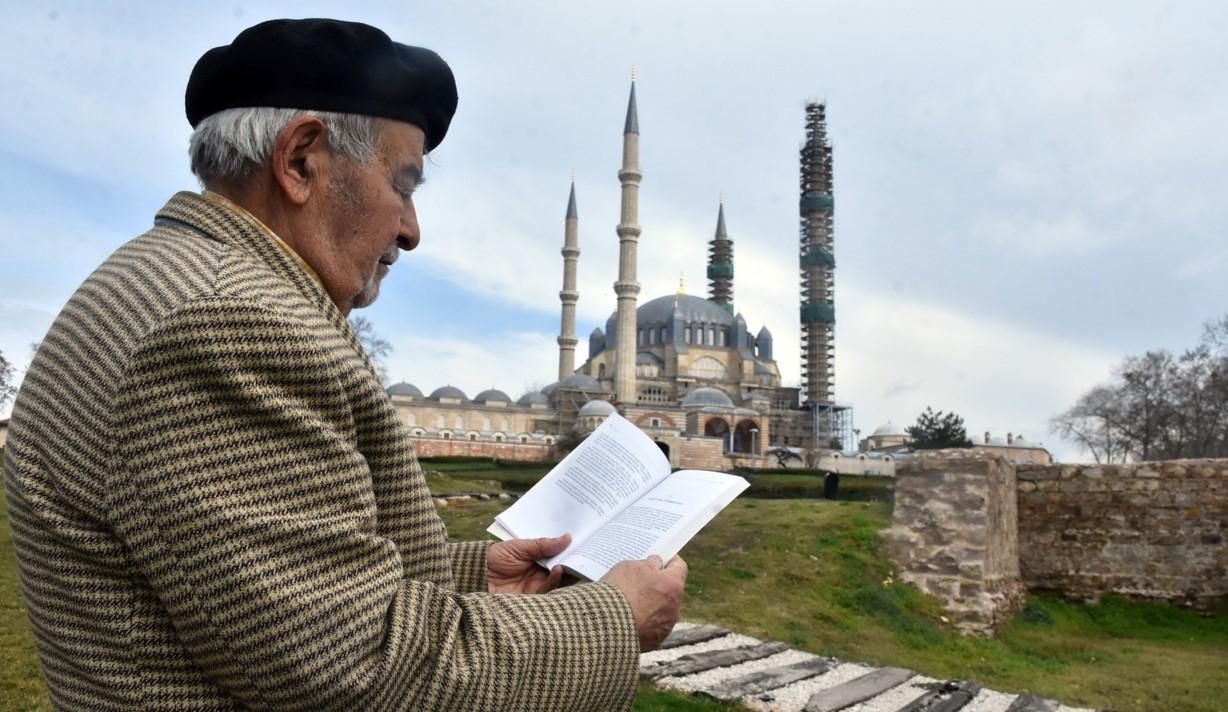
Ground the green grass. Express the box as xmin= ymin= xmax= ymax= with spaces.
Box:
xmin=4 ymin=481 xmax=1226 ymax=711
xmin=0 ymin=486 xmax=52 ymax=711
xmin=440 ymin=497 xmax=1228 ymax=712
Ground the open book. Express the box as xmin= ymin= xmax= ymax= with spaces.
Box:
xmin=487 ymin=412 xmax=749 ymax=581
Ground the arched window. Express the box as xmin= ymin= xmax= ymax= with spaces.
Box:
xmin=659 ymin=327 xmax=667 ymax=344
xmin=405 ymin=412 xmax=417 ymax=426
xmin=706 ymin=327 xmax=715 ymax=346
xmin=648 ymin=329 xmax=656 ymax=345
xmin=436 ymin=414 xmax=446 ymax=428
xmin=454 ymin=414 xmax=464 ymax=429
xmin=499 ymin=417 xmax=509 ymax=430
xmin=483 ymin=416 xmax=492 ymax=430
xmin=684 ymin=327 xmax=692 ymax=344
xmin=638 ymin=330 xmax=645 ymax=345
xmin=687 ymin=356 xmax=725 ymax=380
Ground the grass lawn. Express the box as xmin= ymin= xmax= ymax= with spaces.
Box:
xmin=443 ymin=497 xmax=1228 ymax=712
xmin=3 ymin=479 xmax=1225 ymax=711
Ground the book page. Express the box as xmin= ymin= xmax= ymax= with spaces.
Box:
xmin=491 ymin=413 xmax=671 ymax=549
xmin=556 ymin=469 xmax=748 ymax=581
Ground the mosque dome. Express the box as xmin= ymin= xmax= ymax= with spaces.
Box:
xmin=428 ymin=385 xmax=468 ymax=401
xmin=558 ymin=373 xmax=602 ymax=391
xmin=577 ymin=399 xmax=617 ymax=417
xmin=474 ymin=388 xmax=511 ymax=404
xmin=989 ymin=435 xmax=1009 ymax=445
xmin=517 ymin=391 xmax=550 ymax=406
xmin=386 ymin=381 xmax=423 ymax=398
xmin=681 ymin=387 xmax=735 ymax=408
xmin=872 ymin=423 xmax=905 ymax=437
xmin=541 ymin=382 xmax=560 ymax=396
xmin=605 ymin=294 xmax=737 ymax=336
xmin=756 ymin=326 xmax=773 ymax=340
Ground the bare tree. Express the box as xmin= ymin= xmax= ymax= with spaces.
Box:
xmin=1052 ymin=315 xmax=1228 ymax=461
xmin=348 ymin=316 xmax=393 ymax=386
xmin=1 ymin=349 xmax=16 ymax=410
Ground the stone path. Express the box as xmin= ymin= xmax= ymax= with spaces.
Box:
xmin=640 ymin=623 xmax=1102 ymax=712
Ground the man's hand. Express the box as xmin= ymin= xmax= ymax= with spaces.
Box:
xmin=486 ymin=534 xmax=570 ymax=594
xmin=601 ymin=555 xmax=688 ymax=652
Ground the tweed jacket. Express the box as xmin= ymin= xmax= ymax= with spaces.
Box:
xmin=4 ymin=192 xmax=639 ymax=710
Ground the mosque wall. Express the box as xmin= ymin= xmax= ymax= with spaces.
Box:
xmin=412 ymin=437 xmax=556 ymax=462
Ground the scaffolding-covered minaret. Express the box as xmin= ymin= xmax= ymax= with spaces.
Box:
xmin=613 ymin=76 xmax=642 ymax=404
xmin=557 ymin=177 xmax=580 ymax=380
xmin=707 ymin=197 xmax=734 ymax=312
xmin=799 ymin=103 xmax=836 ymax=409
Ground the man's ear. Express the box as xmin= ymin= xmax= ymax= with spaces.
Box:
xmin=270 ymin=115 xmax=329 ymax=206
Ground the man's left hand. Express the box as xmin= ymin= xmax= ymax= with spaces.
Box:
xmin=487 ymin=534 xmax=571 ymax=594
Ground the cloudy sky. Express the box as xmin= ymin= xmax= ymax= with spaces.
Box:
xmin=2 ymin=1 xmax=1226 ymax=461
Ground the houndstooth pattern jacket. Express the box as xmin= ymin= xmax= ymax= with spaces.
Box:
xmin=3 ymin=191 xmax=639 ymax=710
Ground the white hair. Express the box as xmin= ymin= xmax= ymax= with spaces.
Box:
xmin=188 ymin=107 xmax=380 ymax=187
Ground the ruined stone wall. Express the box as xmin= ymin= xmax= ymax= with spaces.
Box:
xmin=1017 ymin=460 xmax=1228 ymax=606
xmin=882 ymin=450 xmax=1024 ymax=635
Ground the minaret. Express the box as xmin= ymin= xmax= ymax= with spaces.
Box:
xmin=707 ymin=195 xmax=734 ymax=312
xmin=799 ymin=103 xmax=836 ymax=407
xmin=613 ymin=74 xmax=642 ymax=404
xmin=557 ymin=176 xmax=580 ymax=380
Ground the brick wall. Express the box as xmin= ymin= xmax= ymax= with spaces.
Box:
xmin=1017 ymin=460 xmax=1228 ymax=606
xmin=411 ymin=437 xmax=556 ymax=462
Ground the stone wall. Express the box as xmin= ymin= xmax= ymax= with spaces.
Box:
xmin=1017 ymin=460 xmax=1228 ymax=606
xmin=411 ymin=437 xmax=556 ymax=462
xmin=881 ymin=450 xmax=1024 ymax=635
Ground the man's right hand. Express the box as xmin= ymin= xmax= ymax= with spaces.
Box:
xmin=601 ymin=555 xmax=688 ymax=652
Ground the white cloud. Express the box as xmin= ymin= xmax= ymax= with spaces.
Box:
xmin=384 ymin=331 xmax=557 ymax=400
xmin=973 ymin=213 xmax=1110 ymax=258
xmin=837 ymin=283 xmax=1119 ymax=461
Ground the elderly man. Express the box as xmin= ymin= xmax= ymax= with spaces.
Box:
xmin=4 ymin=18 xmax=685 ymax=710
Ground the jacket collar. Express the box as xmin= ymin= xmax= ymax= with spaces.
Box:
xmin=155 ymin=191 xmax=374 ymax=378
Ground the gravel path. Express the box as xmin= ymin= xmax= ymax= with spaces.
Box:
xmin=962 ymin=688 xmax=1019 ymax=712
xmin=837 ymin=675 xmax=941 ymax=712
xmin=740 ymin=662 xmax=876 ymax=712
xmin=638 ymin=632 xmax=762 ymax=667
xmin=656 ymin=649 xmax=820 ymax=694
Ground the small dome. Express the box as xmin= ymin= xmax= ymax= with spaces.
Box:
xmin=386 ymin=381 xmax=423 ymax=398
xmin=541 ymin=381 xmax=560 ymax=396
xmin=474 ymin=388 xmax=511 ymax=404
xmin=637 ymin=351 xmax=663 ymax=365
xmin=590 ymin=327 xmax=604 ymax=337
xmin=577 ymin=399 xmax=617 ymax=417
xmin=429 ymin=385 xmax=468 ymax=401
xmin=1012 ymin=435 xmax=1028 ymax=446
xmin=989 ymin=435 xmax=1008 ymax=445
xmin=517 ymin=391 xmax=549 ymax=406
xmin=756 ymin=326 xmax=773 ymax=340
xmin=872 ymin=423 xmax=905 ymax=437
xmin=681 ymin=387 xmax=734 ymax=408
xmin=559 ymin=373 xmax=602 ymax=391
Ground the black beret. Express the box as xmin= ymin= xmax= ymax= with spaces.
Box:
xmin=186 ymin=18 xmax=457 ymax=151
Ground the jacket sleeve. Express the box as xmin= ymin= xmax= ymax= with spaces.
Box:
xmin=447 ymin=541 xmax=491 ymax=593
xmin=109 ymin=297 xmax=639 ymax=711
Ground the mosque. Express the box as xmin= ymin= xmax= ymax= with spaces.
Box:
xmin=388 ymin=81 xmax=851 ymax=471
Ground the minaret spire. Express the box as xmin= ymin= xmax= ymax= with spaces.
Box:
xmin=799 ymin=102 xmax=836 ymax=408
xmin=707 ymin=197 xmax=734 ymax=311
xmin=557 ymin=176 xmax=580 ymax=380
xmin=613 ymin=76 xmax=642 ymax=404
